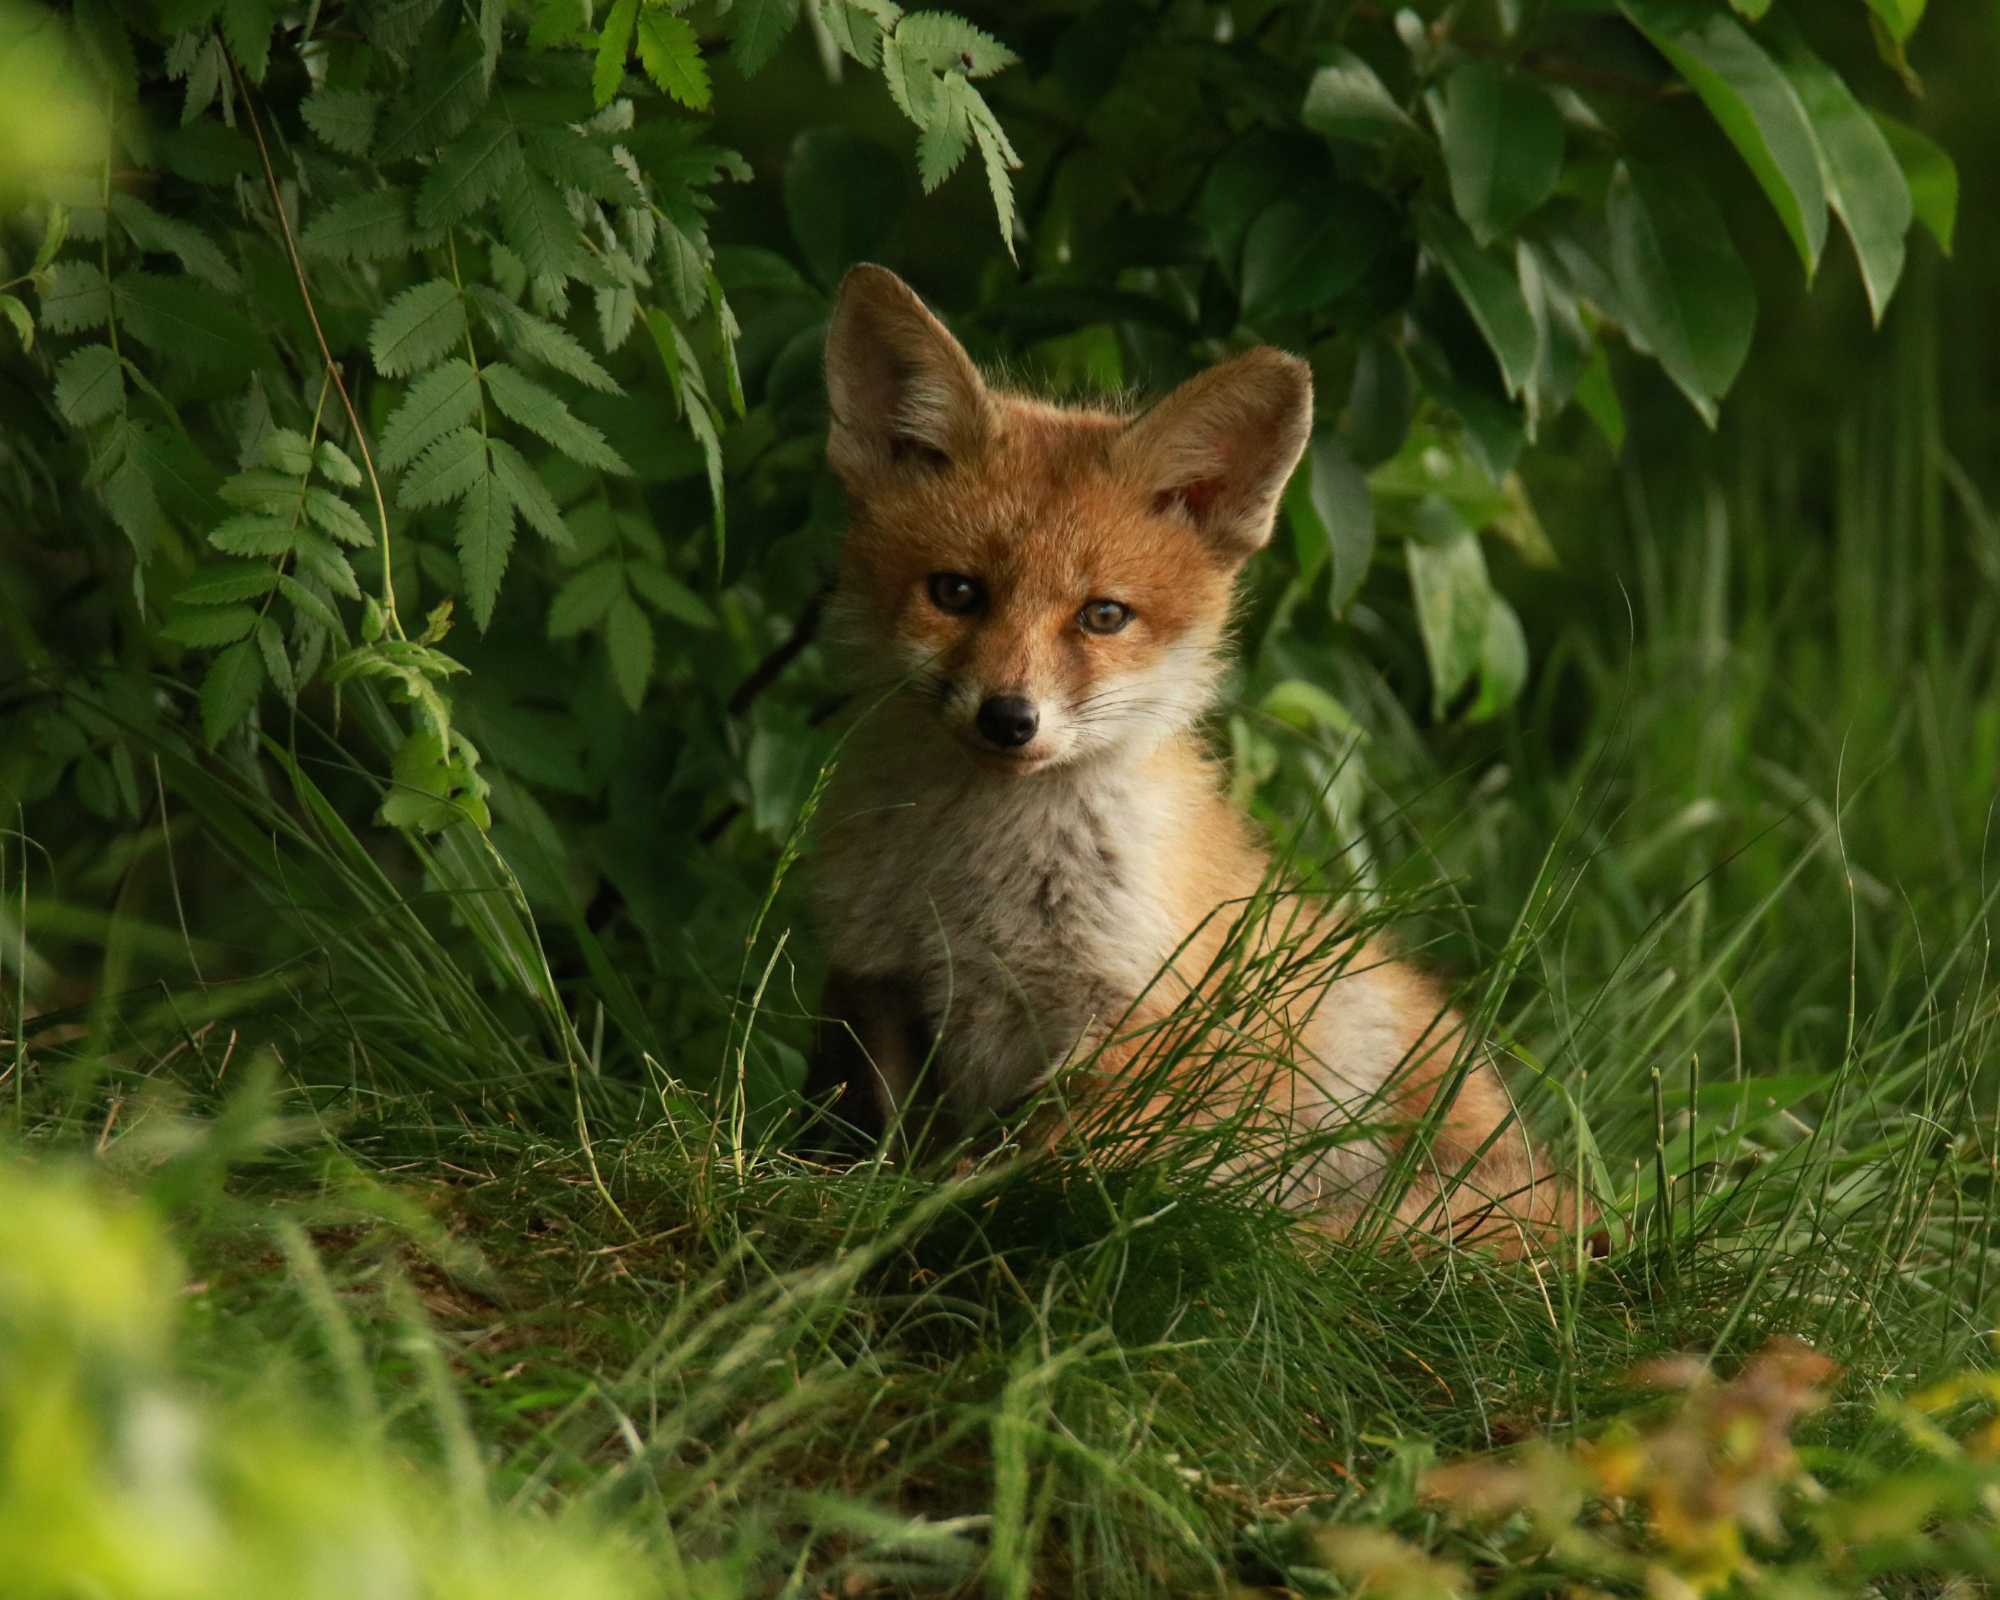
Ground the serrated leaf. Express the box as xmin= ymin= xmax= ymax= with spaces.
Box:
xmin=317 ymin=440 xmax=363 ymax=487
xmin=380 ymin=360 xmax=483 ymax=471
xmin=469 ymin=286 xmax=620 ymax=392
xmin=38 ymin=261 xmax=111 ymax=333
xmin=221 ymin=0 xmax=274 ymax=81
xmin=1777 ymin=41 xmax=1909 ymax=326
xmin=114 ymin=272 xmax=270 ymax=376
xmin=626 ymin=560 xmax=717 ymax=628
xmin=367 ymin=0 xmax=447 ymax=55
xmin=529 ymin=0 xmax=587 ymax=47
xmin=306 ymin=486 xmax=375 ymax=547
xmin=257 ymin=614 xmax=295 ymax=700
xmin=524 ymin=127 xmax=646 ymax=205
xmin=916 ymin=71 xmax=973 ymax=192
xmin=417 ymin=122 xmax=524 ymax=230
xmin=1622 ymin=2 xmax=1827 ymax=276
xmin=110 ymin=194 xmax=241 ymax=292
xmin=731 ymin=0 xmax=800 ymax=77
xmin=604 ymin=591 xmax=653 ymax=709
xmin=488 ymin=437 xmax=571 ymax=546
xmin=208 ymin=513 xmax=296 ymax=555
xmin=177 ymin=561 xmax=279 ymax=604
xmin=262 ymin=428 xmax=316 ymax=475
xmin=457 ymin=464 xmax=515 ymax=629
xmin=498 ymin=173 xmax=582 ymax=281
xmin=1404 ymin=499 xmax=1491 ymax=718
xmin=1440 ymin=59 xmax=1563 ymax=246
xmin=483 ymin=363 xmax=630 ymax=472
xmin=375 ymin=39 xmax=489 ymax=162
xmin=279 ymin=573 xmax=344 ymax=636
xmin=966 ymin=91 xmax=1019 ymax=255
xmin=1871 ymin=111 xmax=1955 ymax=256
xmin=370 ymin=279 xmax=467 ymax=378
xmin=593 ymin=0 xmax=638 ymax=106
xmin=635 ymin=8 xmax=710 ymax=110
xmin=54 ymin=344 xmax=124 ymax=425
xmin=302 ymin=190 xmax=418 ymax=261
xmin=397 ymin=426 xmax=489 ymax=508
xmin=894 ymin=12 xmax=1015 ymax=76
xmin=220 ymin=469 xmax=306 ymax=514
xmin=201 ymin=640 xmax=264 ymax=743
xmin=294 ymin=529 xmax=362 ymax=597
xmin=549 ymin=560 xmax=624 ymax=636
xmin=162 ymin=602 xmax=261 ymax=646
xmin=1415 ymin=203 xmax=1537 ymax=401
xmin=1607 ymin=160 xmax=1756 ymax=427
xmin=301 ymin=87 xmax=381 ymax=155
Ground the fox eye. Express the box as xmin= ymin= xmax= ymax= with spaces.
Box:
xmin=1079 ymin=599 xmax=1132 ymax=635
xmin=927 ymin=572 xmax=984 ymax=615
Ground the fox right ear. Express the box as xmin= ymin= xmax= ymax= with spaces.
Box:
xmin=824 ymin=265 xmax=991 ymax=484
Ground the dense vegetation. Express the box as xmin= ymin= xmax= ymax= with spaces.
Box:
xmin=4 ymin=0 xmax=2000 ymax=1593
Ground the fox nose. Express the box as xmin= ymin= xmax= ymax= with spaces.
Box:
xmin=975 ymin=694 xmax=1039 ymax=749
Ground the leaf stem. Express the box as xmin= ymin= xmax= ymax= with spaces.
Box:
xmin=230 ymin=58 xmax=404 ymax=640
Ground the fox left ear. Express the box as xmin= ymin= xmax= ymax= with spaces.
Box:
xmin=1113 ymin=349 xmax=1313 ymax=560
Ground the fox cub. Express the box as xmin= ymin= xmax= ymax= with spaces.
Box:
xmin=808 ymin=265 xmax=1579 ymax=1250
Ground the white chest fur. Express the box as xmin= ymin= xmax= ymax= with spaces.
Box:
xmin=814 ymin=743 xmax=1179 ymax=1122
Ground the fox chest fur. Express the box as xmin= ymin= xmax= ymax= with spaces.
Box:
xmin=815 ymin=739 xmax=1181 ymax=1121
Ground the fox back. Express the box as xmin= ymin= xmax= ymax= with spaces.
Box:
xmin=809 ymin=266 xmax=1579 ymax=1250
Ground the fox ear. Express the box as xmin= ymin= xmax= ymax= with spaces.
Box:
xmin=824 ymin=265 xmax=992 ymax=485
xmin=1114 ymin=349 xmax=1313 ymax=559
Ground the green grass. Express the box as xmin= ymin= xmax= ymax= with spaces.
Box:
xmin=6 ymin=289 xmax=2000 ymax=1596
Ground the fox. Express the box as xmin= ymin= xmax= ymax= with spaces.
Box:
xmin=805 ymin=264 xmax=1582 ymax=1252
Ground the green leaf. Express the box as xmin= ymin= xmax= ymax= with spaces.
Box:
xmin=301 ymin=190 xmax=418 ymax=262
xmin=398 ymin=427 xmax=489 ymax=508
xmin=221 ymin=0 xmax=274 ymax=80
xmin=306 ymin=486 xmax=374 ymax=548
xmin=316 ymin=441 xmax=363 ymax=488
xmin=1240 ymin=188 xmax=1388 ymax=323
xmin=370 ymin=279 xmax=467 ymax=378
xmin=1607 ymin=161 xmax=1756 ymax=427
xmin=488 ymin=438 xmax=571 ymax=546
xmin=893 ymin=12 xmax=1015 ymax=76
xmin=1865 ymin=0 xmax=1924 ymax=44
xmin=220 ymin=469 xmax=306 ymax=515
xmin=1415 ymin=203 xmax=1537 ymax=401
xmin=1404 ymin=497 xmax=1492 ymax=718
xmin=482 ymin=363 xmax=630 ymax=472
xmin=177 ymin=561 xmax=279 ymax=604
xmin=294 ymin=529 xmax=362 ymax=597
xmin=262 ymin=428 xmax=316 ymax=476
xmin=417 ymin=123 xmax=524 ymax=230
xmin=1465 ymin=593 xmax=1527 ymax=723
xmin=1870 ymin=111 xmax=1955 ymax=256
xmin=915 ymin=70 xmax=973 ymax=191
xmin=301 ymin=87 xmax=381 ymax=154
xmin=1517 ymin=240 xmax=1591 ymax=428
xmin=380 ymin=359 xmax=482 ymax=470
xmin=38 ymin=261 xmax=111 ymax=333
xmin=593 ymin=0 xmax=638 ymax=106
xmin=1573 ymin=342 xmax=1625 ymax=453
xmin=375 ymin=39 xmax=489 ymax=162
xmin=201 ymin=640 xmax=264 ymax=743
xmin=523 ymin=128 xmax=645 ymax=206
xmin=1305 ymin=433 xmax=1374 ymax=614
xmin=470 ymin=286 xmax=621 ymax=392
xmin=626 ymin=561 xmax=717 ymax=627
xmin=114 ymin=271 xmax=271 ymax=377
xmin=257 ymin=615 xmax=295 ymax=700
xmin=965 ymin=90 xmax=1020 ymax=257
xmin=1301 ymin=48 xmax=1415 ymax=145
xmin=605 ymin=592 xmax=653 ymax=709
xmin=54 ymin=344 xmax=124 ymax=425
xmin=208 ymin=513 xmax=295 ymax=555
xmin=1440 ymin=59 xmax=1564 ymax=246
xmin=0 ymin=295 xmax=29 ymax=351
xmin=457 ymin=463 xmax=515 ymax=629
xmin=635 ymin=8 xmax=710 ymax=110
xmin=498 ymin=174 xmax=581 ymax=281
xmin=1776 ymin=41 xmax=1910 ymax=326
xmin=110 ymin=194 xmax=241 ymax=291
xmin=1621 ymin=2 xmax=1826 ymax=276
xmin=730 ymin=0 xmax=800 ymax=78
xmin=162 ymin=602 xmax=261 ymax=646
xmin=549 ymin=561 xmax=624 ymax=637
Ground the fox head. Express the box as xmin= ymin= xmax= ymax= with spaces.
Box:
xmin=823 ymin=265 xmax=1312 ymax=776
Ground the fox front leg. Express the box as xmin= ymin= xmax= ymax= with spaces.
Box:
xmin=804 ymin=971 xmax=935 ymax=1152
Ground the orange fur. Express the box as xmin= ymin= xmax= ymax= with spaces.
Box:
xmin=807 ymin=265 xmax=1585 ymax=1255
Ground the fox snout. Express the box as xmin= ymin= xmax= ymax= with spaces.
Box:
xmin=974 ymin=694 xmax=1038 ymax=749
